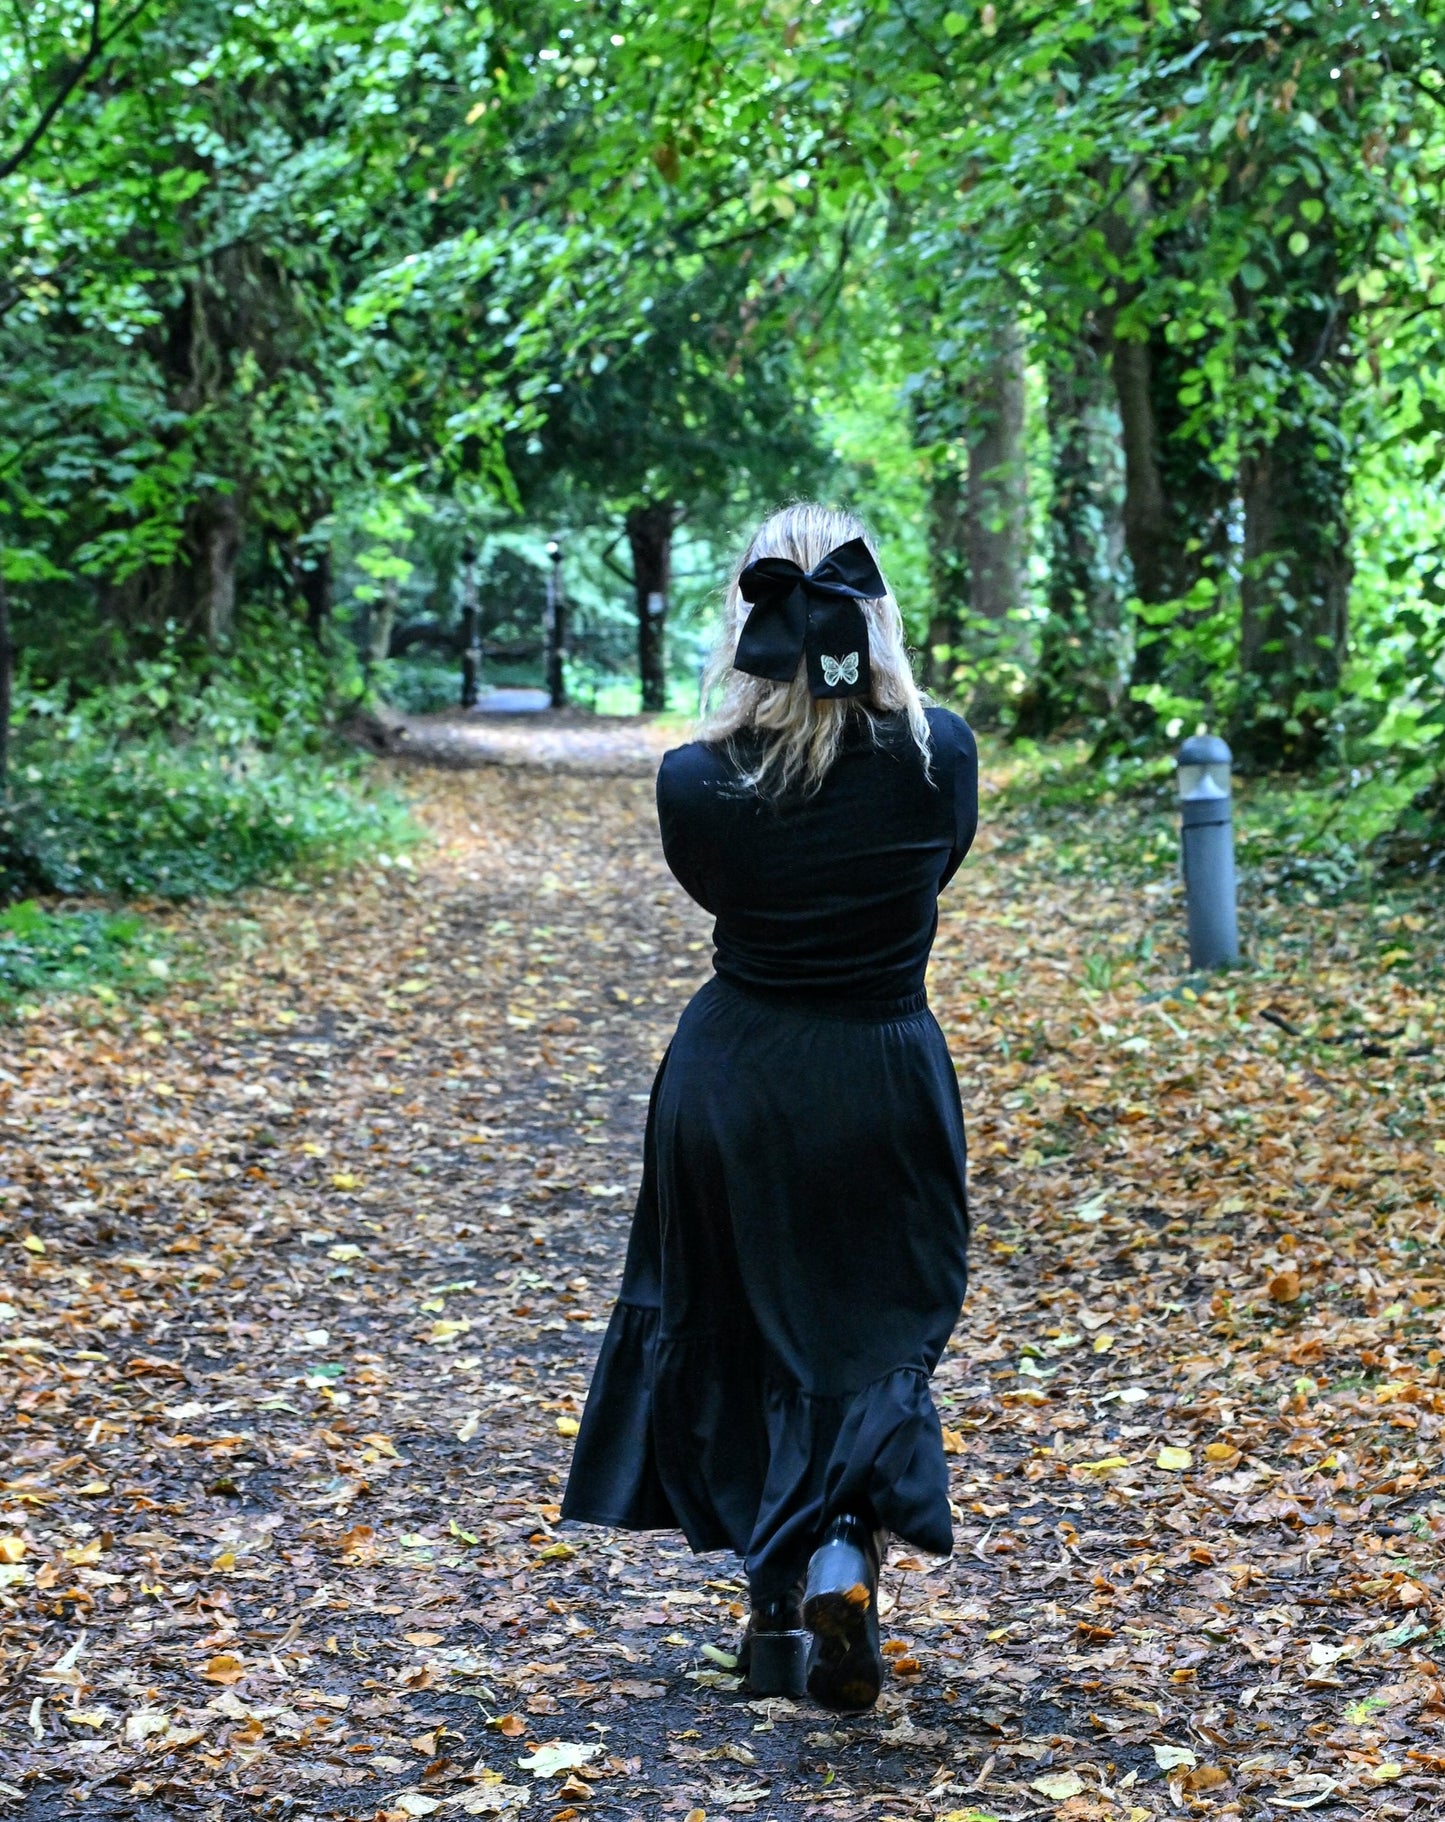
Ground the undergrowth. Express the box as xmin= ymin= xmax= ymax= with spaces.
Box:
xmin=990 ymin=737 xmax=1436 ymax=906
xmin=0 ymin=900 xmax=172 ymax=1008
xmin=1 ymin=621 xmax=417 ymax=902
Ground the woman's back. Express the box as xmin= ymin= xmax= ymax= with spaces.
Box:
xmin=657 ymin=705 xmax=977 ymax=1003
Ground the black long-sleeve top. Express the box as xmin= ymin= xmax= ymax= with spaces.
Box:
xmin=656 ymin=706 xmax=977 ymax=1004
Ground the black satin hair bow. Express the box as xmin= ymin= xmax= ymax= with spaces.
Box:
xmin=732 ymin=536 xmax=886 ymax=700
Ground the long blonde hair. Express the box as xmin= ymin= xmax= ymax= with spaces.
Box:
xmin=697 ymin=502 xmax=931 ymax=795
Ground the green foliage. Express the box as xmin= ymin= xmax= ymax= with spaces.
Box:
xmin=3 ymin=0 xmax=1444 ymax=853
xmin=0 ymin=729 xmax=411 ymax=901
xmin=0 ymin=900 xmax=170 ymax=1008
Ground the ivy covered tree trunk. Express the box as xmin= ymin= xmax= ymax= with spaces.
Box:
xmin=925 ymin=462 xmax=968 ymax=692
xmin=1233 ymin=231 xmax=1354 ymax=769
xmin=964 ymin=319 xmax=1029 ymax=648
xmin=1018 ymin=331 xmax=1127 ymax=733
xmin=1236 ymin=424 xmax=1350 ymax=765
xmin=299 ymin=544 xmax=332 ymax=645
xmin=1107 ymin=319 xmax=1230 ymax=728
xmin=0 ymin=545 xmax=11 ymax=793
xmin=626 ymin=499 xmax=676 ymax=713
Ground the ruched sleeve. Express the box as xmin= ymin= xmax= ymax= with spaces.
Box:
xmin=930 ymin=710 xmax=978 ymax=888
xmin=656 ymin=748 xmax=717 ymax=912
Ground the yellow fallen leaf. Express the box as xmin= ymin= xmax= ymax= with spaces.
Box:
xmin=1093 ymin=1333 xmax=1114 ymax=1352
xmin=1371 ymin=1764 xmax=1404 ymax=1781
xmin=0 ymin=1536 xmax=25 ymax=1563
xmin=1157 ymin=1446 xmax=1193 ymax=1472
xmin=556 ymin=1415 xmax=580 ymax=1437
xmin=21 ymin=1234 xmax=45 ymax=1255
xmin=125 ymin=1709 xmax=169 ymax=1745
xmin=1078 ymin=1456 xmax=1130 ymax=1473
xmin=64 ymin=1708 xmax=110 ymax=1729
xmin=1154 ymin=1743 xmax=1197 ymax=1771
xmin=1031 ymin=1769 xmax=1085 ymax=1800
xmin=330 ymin=1171 xmax=361 ymax=1191
xmin=1204 ymin=1441 xmax=1239 ymax=1462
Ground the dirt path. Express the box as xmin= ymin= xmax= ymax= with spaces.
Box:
xmin=2 ymin=738 xmax=1442 ymax=1822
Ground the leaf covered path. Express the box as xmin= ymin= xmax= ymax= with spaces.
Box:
xmin=2 ymin=746 xmax=1443 ymax=1822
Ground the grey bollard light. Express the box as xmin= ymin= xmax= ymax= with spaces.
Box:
xmin=1177 ymin=734 xmax=1239 ymax=969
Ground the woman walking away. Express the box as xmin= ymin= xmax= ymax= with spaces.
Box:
xmin=561 ymin=503 xmax=977 ymax=1711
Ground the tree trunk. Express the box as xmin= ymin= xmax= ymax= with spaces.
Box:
xmin=925 ymin=463 xmax=969 ymax=693
xmin=196 ymin=492 xmax=242 ymax=647
xmin=964 ymin=319 xmax=1029 ymax=646
xmin=626 ymin=500 xmax=676 ymax=714
xmin=367 ymin=575 xmax=399 ymax=677
xmin=299 ymin=545 xmax=332 ymax=647
xmin=1105 ymin=318 xmax=1230 ymax=728
xmin=1018 ymin=331 xmax=1127 ymax=734
xmin=1233 ymin=226 xmax=1353 ymax=769
xmin=0 ymin=545 xmax=11 ymax=795
xmin=1235 ymin=381 xmax=1351 ymax=768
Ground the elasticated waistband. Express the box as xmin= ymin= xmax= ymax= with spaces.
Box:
xmin=712 ymin=973 xmax=929 ymax=1024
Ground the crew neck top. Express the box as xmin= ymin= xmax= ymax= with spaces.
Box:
xmin=656 ymin=706 xmax=977 ymax=1004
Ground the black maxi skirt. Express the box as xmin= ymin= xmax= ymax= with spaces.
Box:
xmin=560 ymin=975 xmax=970 ymax=1599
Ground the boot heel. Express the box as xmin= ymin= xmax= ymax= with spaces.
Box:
xmin=745 ymin=1628 xmax=809 ymax=1696
xmin=802 ymin=1514 xmax=884 ymax=1713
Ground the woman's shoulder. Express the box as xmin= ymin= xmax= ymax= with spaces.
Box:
xmin=924 ymin=705 xmax=977 ymax=766
xmin=657 ymin=737 xmax=742 ymax=803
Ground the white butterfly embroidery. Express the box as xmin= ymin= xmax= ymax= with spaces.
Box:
xmin=821 ymin=651 xmax=860 ymax=688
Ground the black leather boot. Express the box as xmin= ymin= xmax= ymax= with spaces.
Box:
xmin=737 ymin=1585 xmax=809 ymax=1696
xmin=801 ymin=1512 xmax=886 ymax=1711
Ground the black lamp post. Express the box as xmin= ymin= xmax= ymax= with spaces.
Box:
xmin=459 ymin=537 xmax=482 ymax=709
xmin=544 ymin=537 xmax=566 ymax=709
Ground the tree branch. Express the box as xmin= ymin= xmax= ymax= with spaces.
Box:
xmin=0 ymin=0 xmax=158 ymax=181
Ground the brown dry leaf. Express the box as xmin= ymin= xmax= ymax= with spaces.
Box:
xmin=199 ymin=1653 xmax=246 ymax=1686
xmin=1181 ymin=1765 xmax=1229 ymax=1793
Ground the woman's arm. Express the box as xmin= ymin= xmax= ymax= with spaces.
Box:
xmin=656 ymin=750 xmax=718 ymax=912
xmin=936 ymin=712 xmax=978 ymax=888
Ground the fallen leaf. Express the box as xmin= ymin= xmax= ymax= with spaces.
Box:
xmin=125 ymin=1709 xmax=170 ymax=1744
xmin=517 ymin=1740 xmax=602 ymax=1778
xmin=1031 ymin=1769 xmax=1085 ymax=1800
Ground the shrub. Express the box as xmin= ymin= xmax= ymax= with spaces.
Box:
xmin=0 ymin=899 xmax=171 ymax=1006
xmin=0 ymin=734 xmax=413 ymax=901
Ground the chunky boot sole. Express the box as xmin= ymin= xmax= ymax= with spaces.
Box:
xmin=744 ymin=1628 xmax=809 ymax=1696
xmin=802 ymin=1537 xmax=883 ymax=1712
